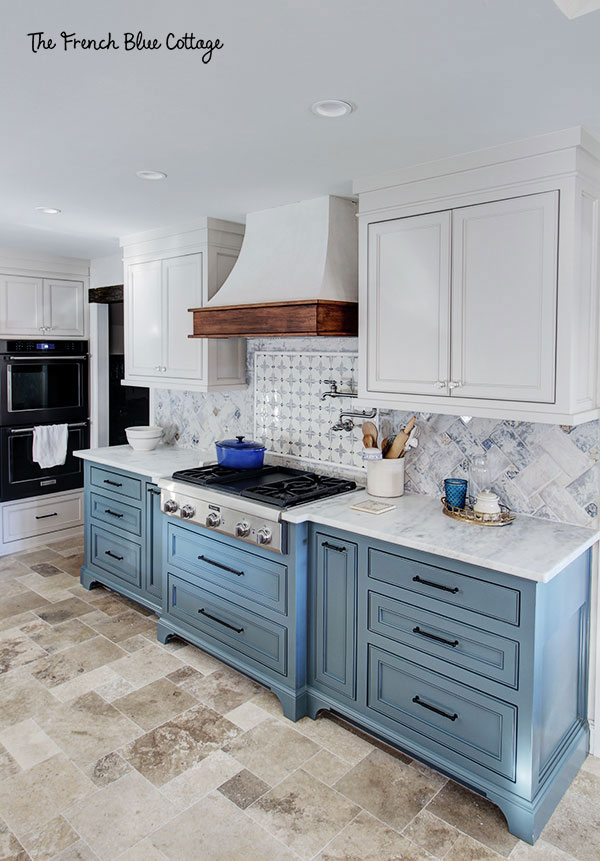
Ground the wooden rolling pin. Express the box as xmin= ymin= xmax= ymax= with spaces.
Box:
xmin=384 ymin=416 xmax=416 ymax=459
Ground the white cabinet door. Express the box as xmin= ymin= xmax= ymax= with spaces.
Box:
xmin=125 ymin=260 xmax=163 ymax=377
xmin=367 ymin=212 xmax=451 ymax=395
xmin=451 ymin=192 xmax=558 ymax=402
xmin=163 ymin=253 xmax=204 ymax=380
xmin=43 ymin=279 xmax=85 ymax=336
xmin=0 ymin=275 xmax=45 ymax=335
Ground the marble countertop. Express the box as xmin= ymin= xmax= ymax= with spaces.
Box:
xmin=282 ymin=491 xmax=599 ymax=582
xmin=74 ymin=445 xmax=215 ymax=483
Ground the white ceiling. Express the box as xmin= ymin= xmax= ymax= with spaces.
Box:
xmin=2 ymin=0 xmax=600 ymax=259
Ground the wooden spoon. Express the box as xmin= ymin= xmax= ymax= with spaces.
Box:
xmin=384 ymin=416 xmax=416 ymax=459
xmin=362 ymin=421 xmax=378 ymax=447
xmin=362 ymin=434 xmax=374 ymax=448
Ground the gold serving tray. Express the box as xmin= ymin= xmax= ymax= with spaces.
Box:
xmin=441 ymin=497 xmax=516 ymax=527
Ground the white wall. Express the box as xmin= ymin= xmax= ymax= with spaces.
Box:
xmin=90 ymin=253 xmax=123 ymax=289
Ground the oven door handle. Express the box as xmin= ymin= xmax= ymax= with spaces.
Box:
xmin=5 ymin=356 xmax=88 ymax=361
xmin=9 ymin=420 xmax=89 ymax=434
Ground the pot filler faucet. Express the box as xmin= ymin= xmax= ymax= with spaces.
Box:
xmin=320 ymin=379 xmax=358 ymax=400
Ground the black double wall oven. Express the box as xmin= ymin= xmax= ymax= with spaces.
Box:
xmin=0 ymin=340 xmax=89 ymax=501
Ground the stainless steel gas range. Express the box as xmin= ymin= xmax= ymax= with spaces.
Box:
xmin=157 ymin=464 xmax=357 ymax=554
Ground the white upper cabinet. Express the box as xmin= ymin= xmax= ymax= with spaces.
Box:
xmin=367 ymin=212 xmax=451 ymax=396
xmin=0 ymin=275 xmax=85 ymax=338
xmin=121 ymin=219 xmax=246 ymax=392
xmin=355 ymin=127 xmax=600 ymax=425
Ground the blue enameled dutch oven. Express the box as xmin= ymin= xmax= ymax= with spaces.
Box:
xmin=215 ymin=435 xmax=266 ymax=469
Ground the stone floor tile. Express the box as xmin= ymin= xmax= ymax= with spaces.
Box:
xmin=22 ymin=814 xmax=80 ymax=860
xmin=581 ymin=754 xmax=600 ymax=777
xmin=46 ymin=536 xmax=84 ymax=556
xmin=0 ymin=742 xmax=21 ymax=780
xmin=180 ymin=666 xmax=260 ymax=715
xmin=0 ymin=590 xmax=51 ymax=621
xmin=51 ymin=665 xmax=125 ymax=702
xmin=302 ymin=749 xmax=354 ymax=787
xmin=66 ymin=770 xmax=177 ymax=860
xmin=427 ymin=781 xmax=519 ymax=857
xmin=19 ymin=571 xmax=79 ymax=595
xmin=29 ymin=562 xmax=63 ymax=578
xmin=160 ymin=749 xmax=243 ymax=810
xmin=113 ymin=595 xmax=154 ymax=617
xmin=0 ymin=718 xmax=61 ymax=770
xmin=16 ymin=548 xmax=61 ymax=566
xmin=223 ymin=716 xmax=320 ymax=784
xmin=0 ymin=556 xmax=29 ymax=574
xmin=85 ymin=610 xmax=155 ymax=644
xmin=247 ymin=767 xmax=359 ymax=858
xmin=316 ymin=809 xmax=435 ymax=861
xmin=84 ymin=751 xmax=132 ymax=788
xmin=35 ymin=596 xmax=95 ymax=625
xmin=249 ymin=687 xmax=286 ymax=718
xmin=407 ymin=758 xmax=448 ymax=792
xmin=94 ymin=675 xmax=136 ymax=702
xmin=218 ymin=768 xmax=270 ymax=809
xmin=109 ymin=644 xmax=184 ymax=688
xmin=328 ymin=713 xmax=413 ymax=765
xmin=444 ymin=833 xmax=505 ymax=860
xmin=0 ymin=752 xmax=94 ymax=835
xmin=113 ymin=677 xmax=197 ymax=730
xmin=53 ymin=840 xmax=100 ymax=860
xmin=0 ymin=818 xmax=29 ymax=860
xmin=150 ymin=791 xmax=297 ymax=860
xmin=294 ymin=714 xmax=374 ymax=765
xmin=166 ymin=664 xmax=203 ymax=685
xmin=151 ymin=634 xmax=186 ymax=652
xmin=0 ymin=611 xmax=39 ymax=633
xmin=0 ymin=630 xmax=47 ymax=674
xmin=36 ymin=691 xmax=141 ymax=766
xmin=54 ymin=556 xmax=85 ymax=578
xmin=403 ymin=808 xmax=460 ymax=858
xmin=114 ymin=837 xmax=166 ymax=860
xmin=27 ymin=618 xmax=96 ymax=654
xmin=122 ymin=703 xmax=241 ymax=786
xmin=509 ymin=838 xmax=577 ymax=859
xmin=541 ymin=769 xmax=600 ymax=861
xmin=224 ymin=700 xmax=271 ymax=732
xmin=172 ymin=643 xmax=222 ymax=673
xmin=0 ymin=675 xmax=59 ymax=729
xmin=30 ymin=636 xmax=126 ymax=688
xmin=119 ymin=634 xmax=152 ymax=653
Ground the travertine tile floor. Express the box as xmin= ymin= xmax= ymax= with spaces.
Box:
xmin=0 ymin=535 xmax=598 ymax=860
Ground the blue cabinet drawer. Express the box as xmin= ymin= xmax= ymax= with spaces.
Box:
xmin=89 ymin=466 xmax=142 ymax=502
xmin=167 ymin=572 xmax=288 ymax=675
xmin=367 ymin=645 xmax=517 ymax=780
xmin=368 ymin=548 xmax=520 ymax=626
xmin=90 ymin=524 xmax=142 ymax=587
xmin=368 ymin=591 xmax=519 ymax=689
xmin=90 ymin=492 xmax=142 ymax=537
xmin=167 ymin=523 xmax=287 ymax=615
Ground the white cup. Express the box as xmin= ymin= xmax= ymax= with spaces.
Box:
xmin=367 ymin=458 xmax=405 ymax=498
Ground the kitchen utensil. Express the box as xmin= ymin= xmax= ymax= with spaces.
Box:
xmin=381 ymin=437 xmax=392 ymax=457
xmin=444 ymin=478 xmax=468 ymax=509
xmin=367 ymin=458 xmax=405 ymax=497
xmin=125 ymin=426 xmax=163 ymax=452
xmin=384 ymin=416 xmax=416 ymax=459
xmin=473 ymin=489 xmax=501 ymax=515
xmin=215 ymin=435 xmax=266 ymax=469
xmin=361 ymin=421 xmax=378 ymax=447
xmin=399 ymin=425 xmax=419 ymax=457
xmin=363 ymin=434 xmax=374 ymax=448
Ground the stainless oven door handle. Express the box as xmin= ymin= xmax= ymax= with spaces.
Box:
xmin=6 ymin=356 xmax=88 ymax=361
xmin=9 ymin=420 xmax=89 ymax=434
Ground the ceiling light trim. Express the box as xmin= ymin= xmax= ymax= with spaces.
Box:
xmin=136 ymin=170 xmax=168 ymax=181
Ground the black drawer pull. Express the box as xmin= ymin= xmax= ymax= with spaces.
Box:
xmin=413 ymin=626 xmax=459 ymax=648
xmin=35 ymin=512 xmax=58 ymax=520
xmin=198 ymin=608 xmax=244 ymax=634
xmin=198 ymin=555 xmax=244 ymax=577
xmin=104 ymin=509 xmax=124 ymax=519
xmin=105 ymin=550 xmax=124 ymax=561
xmin=412 ymin=575 xmax=459 ymax=594
xmin=147 ymin=487 xmax=161 ymax=495
xmin=412 ymin=695 xmax=458 ymax=721
xmin=103 ymin=479 xmax=123 ymax=487
xmin=322 ymin=541 xmax=347 ymax=553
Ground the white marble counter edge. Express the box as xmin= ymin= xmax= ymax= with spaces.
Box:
xmin=74 ymin=446 xmax=215 ymax=484
xmin=282 ymin=494 xmax=600 ymax=583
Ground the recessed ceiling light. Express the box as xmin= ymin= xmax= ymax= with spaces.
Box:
xmin=136 ymin=169 xmax=167 ymax=181
xmin=311 ymin=99 xmax=355 ymax=118
xmin=35 ymin=206 xmax=61 ymax=215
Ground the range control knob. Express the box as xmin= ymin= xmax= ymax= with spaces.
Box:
xmin=256 ymin=527 xmax=272 ymax=546
xmin=205 ymin=511 xmax=221 ymax=528
xmin=180 ymin=504 xmax=196 ymax=519
xmin=235 ymin=521 xmax=250 ymax=538
xmin=163 ymin=499 xmax=179 ymax=514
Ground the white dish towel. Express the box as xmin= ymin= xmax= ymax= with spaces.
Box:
xmin=32 ymin=424 xmax=69 ymax=469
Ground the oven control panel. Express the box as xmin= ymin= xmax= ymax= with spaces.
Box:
xmin=160 ymin=490 xmax=285 ymax=554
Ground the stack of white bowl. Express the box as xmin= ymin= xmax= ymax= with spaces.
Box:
xmin=125 ymin=426 xmax=163 ymax=452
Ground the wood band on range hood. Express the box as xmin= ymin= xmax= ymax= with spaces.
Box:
xmin=189 ymin=299 xmax=358 ymax=338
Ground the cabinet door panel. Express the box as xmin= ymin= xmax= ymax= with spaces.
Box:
xmin=312 ymin=533 xmax=358 ymax=700
xmin=163 ymin=254 xmax=203 ymax=380
xmin=451 ymin=192 xmax=558 ymax=402
xmin=145 ymin=484 xmax=162 ymax=601
xmin=367 ymin=212 xmax=451 ymax=395
xmin=126 ymin=260 xmax=163 ymax=377
xmin=44 ymin=280 xmax=85 ymax=336
xmin=0 ymin=276 xmax=44 ymax=335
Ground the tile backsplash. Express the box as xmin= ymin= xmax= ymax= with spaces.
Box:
xmin=152 ymin=337 xmax=599 ymax=529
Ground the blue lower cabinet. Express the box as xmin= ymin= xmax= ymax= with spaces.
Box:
xmin=80 ymin=463 xmax=162 ymax=613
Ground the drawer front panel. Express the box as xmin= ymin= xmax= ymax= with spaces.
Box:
xmin=368 ymin=548 xmax=520 ymax=626
xmin=167 ymin=573 xmax=287 ymax=675
xmin=90 ymin=524 xmax=142 ymax=587
xmin=90 ymin=492 xmax=142 ymax=537
xmin=368 ymin=591 xmax=519 ymax=688
xmin=167 ymin=523 xmax=287 ymax=614
xmin=89 ymin=466 xmax=142 ymax=502
xmin=368 ymin=645 xmax=517 ymax=780
xmin=2 ymin=492 xmax=83 ymax=543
